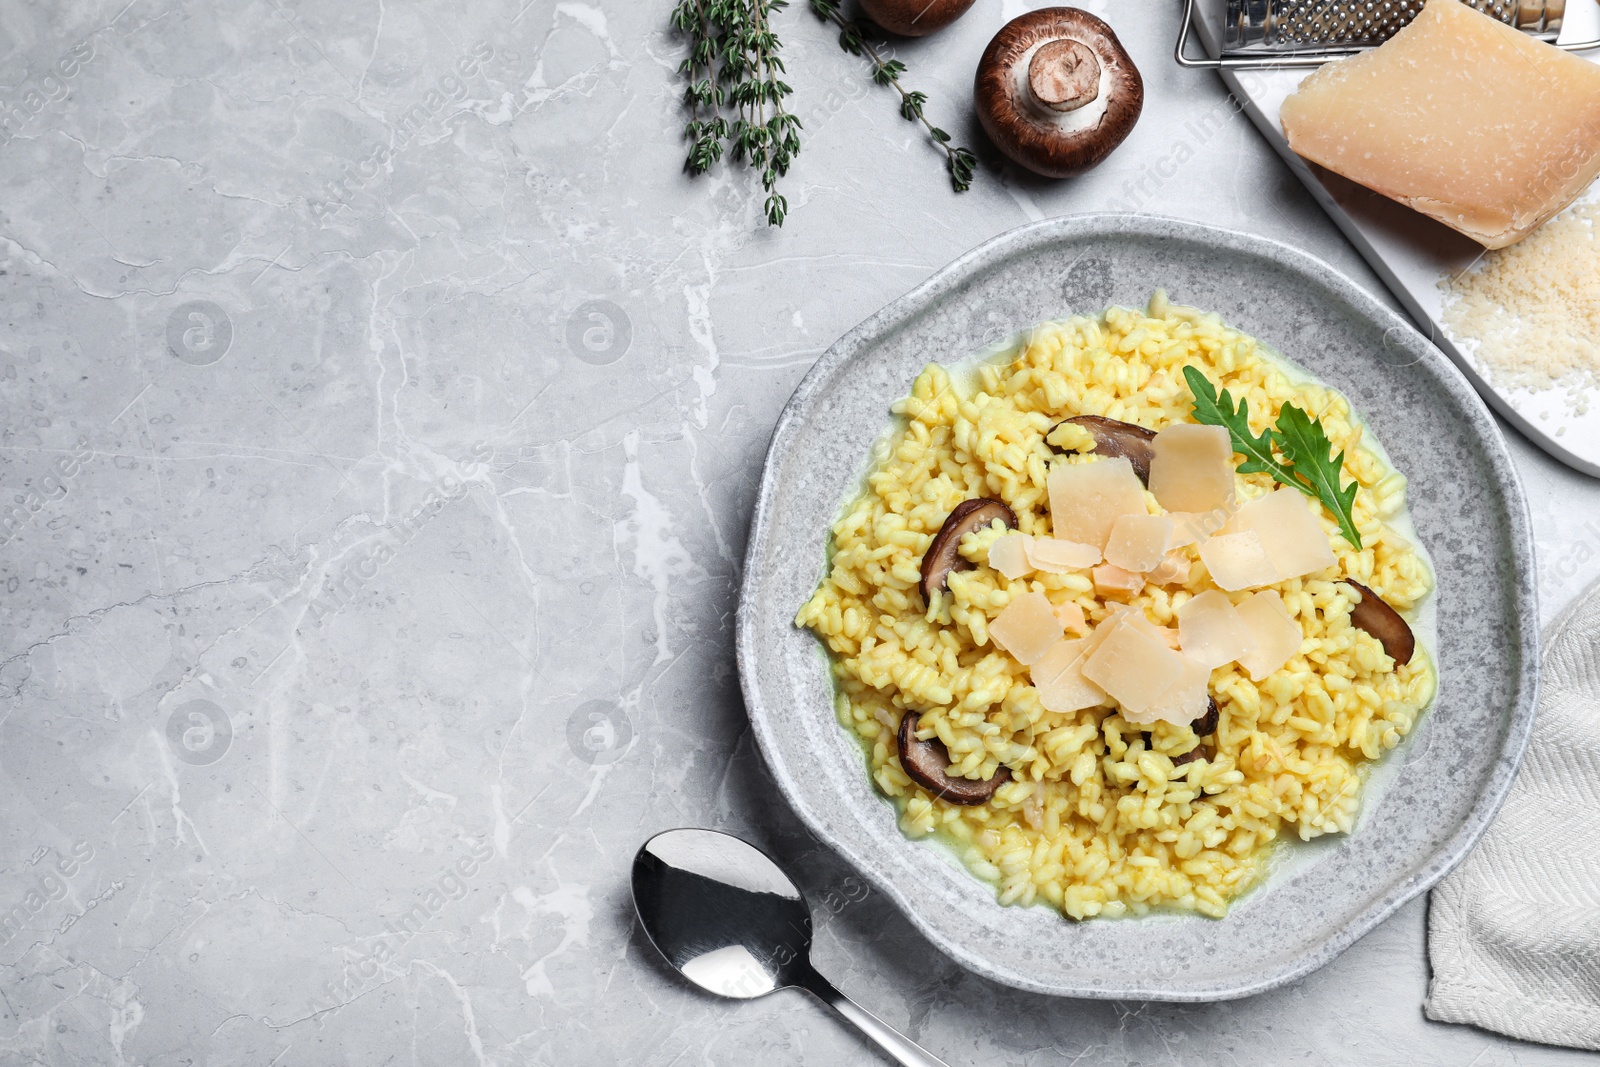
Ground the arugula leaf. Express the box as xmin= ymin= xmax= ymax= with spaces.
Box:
xmin=1180 ymin=366 xmax=1363 ymax=550
xmin=1273 ymin=402 xmax=1362 ymax=550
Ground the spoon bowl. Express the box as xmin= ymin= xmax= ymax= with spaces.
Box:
xmin=632 ymin=827 xmax=813 ymax=999
xmin=632 ymin=828 xmax=951 ymax=1067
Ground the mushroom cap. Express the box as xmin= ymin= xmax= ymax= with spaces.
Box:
xmin=1344 ymin=580 xmax=1416 ymax=665
xmin=918 ymin=497 xmax=1018 ymax=604
xmin=897 ymin=712 xmax=1011 ymax=805
xmin=974 ymin=7 xmax=1144 ymax=179
xmin=857 ymin=0 xmax=976 ymax=37
xmin=1050 ymin=414 xmax=1157 ymax=483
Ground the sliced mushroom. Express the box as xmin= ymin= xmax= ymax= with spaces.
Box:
xmin=857 ymin=0 xmax=975 ymax=36
xmin=1344 ymin=580 xmax=1416 ymax=665
xmin=897 ymin=711 xmax=1011 ymax=805
xmin=918 ymin=498 xmax=1018 ymax=604
xmin=973 ymin=8 xmax=1144 ymax=179
xmin=1049 ymin=415 xmax=1157 ymax=484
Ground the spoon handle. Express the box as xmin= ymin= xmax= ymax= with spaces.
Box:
xmin=794 ymin=963 xmax=952 ymax=1067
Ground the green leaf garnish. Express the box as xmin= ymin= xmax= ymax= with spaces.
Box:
xmin=1181 ymin=366 xmax=1363 ymax=549
xmin=1273 ymin=402 xmax=1362 ymax=550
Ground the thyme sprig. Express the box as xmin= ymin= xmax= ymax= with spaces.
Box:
xmin=808 ymin=0 xmax=977 ymax=193
xmin=672 ymin=0 xmax=801 ymax=225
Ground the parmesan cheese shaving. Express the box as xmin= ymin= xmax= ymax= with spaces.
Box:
xmin=989 ymin=590 xmax=1065 ymax=665
xmin=1197 ymin=530 xmax=1278 ymax=591
xmin=1104 ymin=514 xmax=1175 ymax=573
xmin=1030 ymin=637 xmax=1107 ymax=713
xmin=1026 ymin=536 xmax=1101 ymax=573
xmin=987 ymin=531 xmax=1035 ymax=580
xmin=1047 ymin=456 xmax=1147 ymax=549
xmin=1082 ymin=619 xmax=1188 ymax=717
xmin=1148 ymin=424 xmax=1235 ymax=515
xmin=1128 ymin=654 xmax=1212 ymax=727
xmin=1224 ymin=489 xmax=1337 ymax=582
xmin=1178 ymin=589 xmax=1255 ymax=669
xmin=1235 ymin=590 xmax=1303 ymax=681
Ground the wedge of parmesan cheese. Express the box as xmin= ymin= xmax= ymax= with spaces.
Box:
xmin=1197 ymin=530 xmax=1279 ymax=591
xmin=1234 ymin=590 xmax=1303 ymax=681
xmin=1047 ymin=457 xmax=1147 ymax=549
xmin=1026 ymin=536 xmax=1101 ymax=573
xmin=1224 ymin=489 xmax=1337 ymax=582
xmin=1280 ymin=0 xmax=1600 ymax=249
xmin=1082 ymin=618 xmax=1188 ymax=717
xmin=987 ymin=531 xmax=1035 ymax=580
xmin=988 ymin=590 xmax=1064 ymax=665
xmin=1148 ymin=424 xmax=1236 ymax=515
xmin=1104 ymin=514 xmax=1175 ymax=573
xmin=1178 ymin=589 xmax=1254 ymax=669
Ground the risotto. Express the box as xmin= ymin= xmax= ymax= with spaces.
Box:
xmin=794 ymin=293 xmax=1436 ymax=919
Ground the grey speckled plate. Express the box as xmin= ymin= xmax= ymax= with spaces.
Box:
xmin=735 ymin=214 xmax=1538 ymax=1001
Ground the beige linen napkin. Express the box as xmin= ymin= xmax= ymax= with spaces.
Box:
xmin=1426 ymin=585 xmax=1600 ymax=1050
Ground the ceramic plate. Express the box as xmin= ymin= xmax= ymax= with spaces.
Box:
xmin=735 ymin=214 xmax=1538 ymax=1001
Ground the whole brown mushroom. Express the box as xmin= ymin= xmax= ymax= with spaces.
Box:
xmin=857 ymin=0 xmax=975 ymax=37
xmin=974 ymin=8 xmax=1144 ymax=179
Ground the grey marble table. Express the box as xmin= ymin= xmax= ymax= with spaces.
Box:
xmin=0 ymin=1 xmax=1593 ymax=1064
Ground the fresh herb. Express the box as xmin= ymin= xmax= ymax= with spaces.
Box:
xmin=671 ymin=0 xmax=802 ymax=226
xmin=808 ymin=0 xmax=978 ymax=193
xmin=1182 ymin=366 xmax=1363 ymax=549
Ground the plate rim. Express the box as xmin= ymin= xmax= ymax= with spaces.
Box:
xmin=735 ymin=212 xmax=1540 ymax=1001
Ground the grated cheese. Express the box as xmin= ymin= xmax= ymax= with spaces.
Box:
xmin=1441 ymin=198 xmax=1600 ymax=402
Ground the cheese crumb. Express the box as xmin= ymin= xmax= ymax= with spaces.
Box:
xmin=1093 ymin=562 xmax=1146 ymax=600
xmin=1054 ymin=601 xmax=1088 ymax=634
xmin=1147 ymin=550 xmax=1191 ymax=586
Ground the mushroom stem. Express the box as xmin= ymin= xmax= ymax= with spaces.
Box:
xmin=1028 ymin=38 xmax=1101 ymax=114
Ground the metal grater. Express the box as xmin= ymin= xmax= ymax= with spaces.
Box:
xmin=1178 ymin=0 xmax=1596 ymax=68
xmin=1226 ymin=0 xmax=1561 ymax=50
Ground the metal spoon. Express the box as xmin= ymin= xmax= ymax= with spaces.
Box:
xmin=632 ymin=828 xmax=951 ymax=1067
